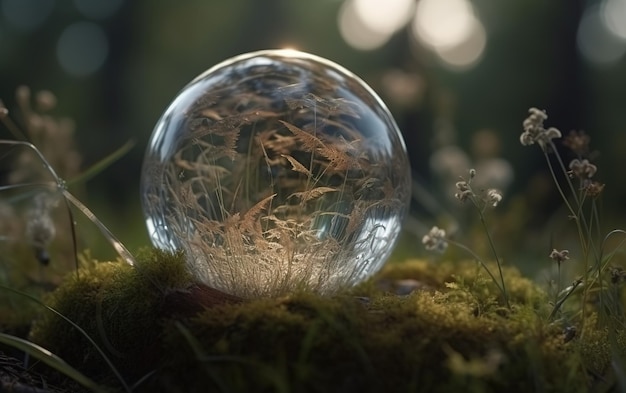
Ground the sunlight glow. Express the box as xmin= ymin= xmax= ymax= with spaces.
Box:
xmin=56 ymin=21 xmax=109 ymax=76
xmin=1 ymin=0 xmax=54 ymax=32
xmin=433 ymin=19 xmax=486 ymax=70
xmin=352 ymin=0 xmax=415 ymax=35
xmin=410 ymin=0 xmax=486 ymax=71
xmin=411 ymin=0 xmax=475 ymax=50
xmin=601 ymin=0 xmax=626 ymax=41
xmin=338 ymin=0 xmax=392 ymax=50
xmin=578 ymin=5 xmax=626 ymax=67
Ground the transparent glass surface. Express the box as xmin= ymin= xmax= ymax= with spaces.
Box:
xmin=140 ymin=49 xmax=411 ymax=297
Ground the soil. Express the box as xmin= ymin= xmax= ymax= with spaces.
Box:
xmin=0 ymin=352 xmax=66 ymax=393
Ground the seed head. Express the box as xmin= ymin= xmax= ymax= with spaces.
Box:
xmin=486 ymin=188 xmax=503 ymax=207
xmin=520 ymin=108 xmax=562 ymax=149
xmin=422 ymin=226 xmax=448 ymax=253
xmin=583 ymin=181 xmax=605 ymax=198
xmin=549 ymin=249 xmax=570 ymax=264
xmin=523 ymin=107 xmax=548 ymax=133
xmin=454 ymin=180 xmax=473 ymax=202
xmin=568 ymin=158 xmax=597 ymax=179
xmin=455 ymin=181 xmax=469 ymax=192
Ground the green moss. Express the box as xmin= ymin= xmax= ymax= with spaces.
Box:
xmin=28 ymin=250 xmax=625 ymax=392
xmin=29 ymin=248 xmax=192 ymax=383
xmin=375 ymin=259 xmax=546 ymax=307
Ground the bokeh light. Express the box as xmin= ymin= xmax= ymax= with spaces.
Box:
xmin=602 ymin=0 xmax=626 ymax=40
xmin=1 ymin=0 xmax=54 ymax=32
xmin=56 ymin=21 xmax=109 ymax=76
xmin=431 ymin=18 xmax=486 ymax=70
xmin=410 ymin=0 xmax=486 ymax=70
xmin=412 ymin=0 xmax=475 ymax=50
xmin=338 ymin=0 xmax=415 ymax=51
xmin=338 ymin=0 xmax=393 ymax=50
xmin=338 ymin=0 xmax=487 ymax=70
xmin=380 ymin=69 xmax=423 ymax=107
xmin=577 ymin=5 xmax=626 ymax=67
xmin=352 ymin=0 xmax=415 ymax=35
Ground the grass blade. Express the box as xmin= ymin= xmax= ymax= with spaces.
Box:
xmin=0 ymin=284 xmax=131 ymax=392
xmin=68 ymin=140 xmax=135 ymax=186
xmin=0 ymin=332 xmax=105 ymax=393
xmin=62 ymin=190 xmax=136 ymax=266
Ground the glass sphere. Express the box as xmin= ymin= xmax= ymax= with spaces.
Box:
xmin=140 ymin=49 xmax=411 ymax=298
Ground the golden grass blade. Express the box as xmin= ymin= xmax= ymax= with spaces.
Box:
xmin=242 ymin=193 xmax=277 ymax=230
xmin=62 ymin=191 xmax=135 ymax=266
xmin=289 ymin=186 xmax=338 ymax=203
xmin=281 ymin=154 xmax=311 ymax=176
xmin=279 ymin=120 xmax=323 ymax=152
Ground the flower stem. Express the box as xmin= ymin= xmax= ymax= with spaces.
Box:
xmin=448 ymin=238 xmax=510 ymax=309
xmin=473 ymin=199 xmax=510 ymax=309
xmin=549 ymin=278 xmax=583 ymax=321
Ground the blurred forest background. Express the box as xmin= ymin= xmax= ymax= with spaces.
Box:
xmin=1 ymin=0 xmax=626 ymax=273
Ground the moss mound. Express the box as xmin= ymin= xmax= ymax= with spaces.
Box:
xmin=29 ymin=249 xmax=194 ymax=384
xmin=28 ymin=250 xmax=624 ymax=393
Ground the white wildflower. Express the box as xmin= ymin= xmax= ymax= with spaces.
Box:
xmin=568 ymin=158 xmax=597 ymax=179
xmin=422 ymin=226 xmax=448 ymax=253
xmin=549 ymin=249 xmax=570 ymax=264
xmin=454 ymin=180 xmax=473 ymax=202
xmin=486 ymin=189 xmax=503 ymax=207
xmin=520 ymin=108 xmax=562 ymax=149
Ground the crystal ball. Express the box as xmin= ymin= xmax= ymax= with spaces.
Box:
xmin=140 ymin=49 xmax=411 ymax=298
